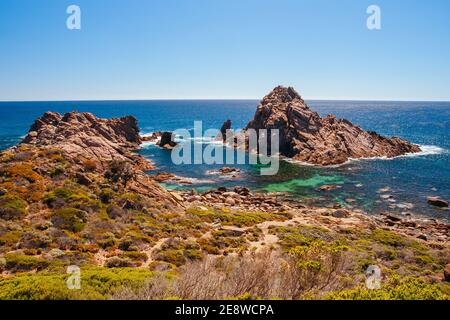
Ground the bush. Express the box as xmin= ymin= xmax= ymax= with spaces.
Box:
xmin=105 ymin=257 xmax=135 ymax=268
xmin=99 ymin=188 xmax=114 ymax=204
xmin=51 ymin=208 xmax=87 ymax=232
xmin=19 ymin=232 xmax=51 ymax=249
xmin=105 ymin=160 xmax=134 ymax=185
xmin=325 ymin=276 xmax=448 ymax=300
xmin=118 ymin=252 xmax=148 ymax=265
xmin=281 ymin=240 xmax=349 ymax=299
xmin=0 ymin=196 xmax=27 ymax=220
xmin=83 ymin=159 xmax=98 ymax=172
xmin=4 ymin=253 xmax=50 ymax=272
xmin=0 ymin=267 xmax=154 ymax=300
xmin=106 ymin=205 xmax=126 ymax=219
xmin=370 ymin=229 xmax=406 ymax=248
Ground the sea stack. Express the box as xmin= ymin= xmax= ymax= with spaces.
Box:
xmin=245 ymin=86 xmax=421 ymax=166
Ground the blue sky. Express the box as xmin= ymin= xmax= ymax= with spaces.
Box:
xmin=0 ymin=0 xmax=449 ymax=101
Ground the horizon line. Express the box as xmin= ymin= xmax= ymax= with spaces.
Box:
xmin=1 ymin=97 xmax=450 ymax=103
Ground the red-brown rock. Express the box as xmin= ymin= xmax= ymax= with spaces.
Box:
xmin=245 ymin=86 xmax=421 ymax=166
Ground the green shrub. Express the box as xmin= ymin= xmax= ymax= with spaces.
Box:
xmin=51 ymin=208 xmax=87 ymax=232
xmin=370 ymin=229 xmax=406 ymax=247
xmin=105 ymin=257 xmax=135 ymax=268
xmin=0 ymin=267 xmax=154 ymax=300
xmin=119 ymin=252 xmax=148 ymax=263
xmin=4 ymin=253 xmax=50 ymax=272
xmin=0 ymin=196 xmax=27 ymax=220
xmin=325 ymin=276 xmax=448 ymax=300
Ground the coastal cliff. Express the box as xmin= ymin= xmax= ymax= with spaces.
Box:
xmin=245 ymin=86 xmax=421 ymax=165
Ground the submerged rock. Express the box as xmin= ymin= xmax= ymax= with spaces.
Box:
xmin=219 ymin=167 xmax=240 ymax=175
xmin=319 ymin=184 xmax=341 ymax=191
xmin=427 ymin=196 xmax=449 ymax=208
xmin=244 ymin=86 xmax=421 ymax=166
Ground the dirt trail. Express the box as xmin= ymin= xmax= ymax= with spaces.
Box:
xmin=142 ymin=237 xmax=170 ymax=267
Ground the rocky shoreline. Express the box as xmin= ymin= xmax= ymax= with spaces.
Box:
xmin=0 ymin=109 xmax=448 ymax=299
xmin=170 ymin=186 xmax=449 ymax=244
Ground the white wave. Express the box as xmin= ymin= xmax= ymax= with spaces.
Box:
xmin=164 ymin=176 xmax=216 ymax=185
xmin=140 ymin=141 xmax=157 ymax=148
xmin=174 ymin=136 xmax=224 ymax=145
xmin=282 ymin=144 xmax=447 ymax=168
xmin=140 ymin=132 xmax=155 ymax=138
xmin=414 ymin=145 xmax=447 ymax=156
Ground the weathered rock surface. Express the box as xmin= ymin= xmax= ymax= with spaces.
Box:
xmin=245 ymin=86 xmax=421 ymax=166
xmin=22 ymin=111 xmax=150 ymax=171
xmin=20 ymin=111 xmax=179 ymax=205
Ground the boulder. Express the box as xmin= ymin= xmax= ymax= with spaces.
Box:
xmin=225 ymin=197 xmax=236 ymax=206
xmin=427 ymin=196 xmax=449 ymax=208
xmin=219 ymin=167 xmax=240 ymax=175
xmin=319 ymin=185 xmax=341 ymax=191
xmin=332 ymin=209 xmax=351 ymax=218
xmin=157 ymin=132 xmax=177 ymax=149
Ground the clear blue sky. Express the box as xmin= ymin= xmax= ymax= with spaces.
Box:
xmin=0 ymin=0 xmax=449 ymax=101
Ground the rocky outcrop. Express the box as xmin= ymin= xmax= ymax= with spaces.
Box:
xmin=142 ymin=131 xmax=177 ymax=150
xmin=157 ymin=132 xmax=177 ymax=149
xmin=245 ymin=86 xmax=421 ymax=166
xmin=20 ymin=111 xmax=180 ymax=205
xmin=218 ymin=120 xmax=232 ymax=141
xmin=22 ymin=111 xmax=149 ymax=171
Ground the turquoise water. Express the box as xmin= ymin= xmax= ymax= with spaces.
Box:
xmin=0 ymin=100 xmax=448 ymax=220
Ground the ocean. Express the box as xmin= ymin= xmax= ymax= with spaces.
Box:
xmin=0 ymin=100 xmax=448 ymax=221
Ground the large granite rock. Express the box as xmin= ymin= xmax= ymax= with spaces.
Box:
xmin=22 ymin=111 xmax=149 ymax=170
xmin=245 ymin=86 xmax=421 ymax=165
xmin=20 ymin=111 xmax=180 ymax=205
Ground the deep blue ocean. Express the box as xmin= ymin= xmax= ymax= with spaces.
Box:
xmin=0 ymin=100 xmax=448 ymax=221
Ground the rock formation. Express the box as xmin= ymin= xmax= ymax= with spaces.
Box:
xmin=20 ymin=111 xmax=179 ymax=205
xmin=142 ymin=131 xmax=177 ymax=150
xmin=218 ymin=120 xmax=232 ymax=141
xmin=157 ymin=132 xmax=177 ymax=149
xmin=22 ymin=111 xmax=149 ymax=171
xmin=245 ymin=86 xmax=421 ymax=166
